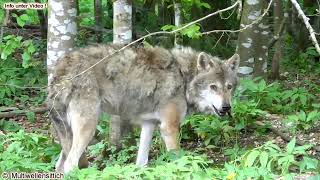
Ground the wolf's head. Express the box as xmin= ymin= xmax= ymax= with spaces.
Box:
xmin=187 ymin=52 xmax=240 ymax=117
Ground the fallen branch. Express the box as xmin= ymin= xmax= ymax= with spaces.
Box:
xmin=0 ymin=107 xmax=48 ymax=119
xmin=290 ymin=0 xmax=320 ymax=55
xmin=256 ymin=121 xmax=320 ymax=152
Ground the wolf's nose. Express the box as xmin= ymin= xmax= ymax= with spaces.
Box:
xmin=222 ymin=105 xmax=231 ymax=112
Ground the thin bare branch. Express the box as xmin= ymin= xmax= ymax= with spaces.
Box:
xmin=290 ymin=0 xmax=320 ymax=55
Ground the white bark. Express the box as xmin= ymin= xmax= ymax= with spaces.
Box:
xmin=113 ymin=0 xmax=132 ymax=44
xmin=174 ymin=0 xmax=183 ymax=48
xmin=47 ymin=0 xmax=77 ymax=83
xmin=237 ymin=0 xmax=272 ymax=78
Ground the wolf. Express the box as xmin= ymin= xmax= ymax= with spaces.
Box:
xmin=47 ymin=44 xmax=240 ymax=173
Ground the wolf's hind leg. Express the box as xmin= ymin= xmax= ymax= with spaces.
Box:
xmin=50 ymin=111 xmax=72 ymax=172
xmin=159 ymin=103 xmax=181 ymax=151
xmin=136 ymin=121 xmax=156 ymax=167
xmin=63 ymin=98 xmax=99 ymax=173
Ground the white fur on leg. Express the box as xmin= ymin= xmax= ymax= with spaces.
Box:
xmin=136 ymin=121 xmax=156 ymax=167
xmin=55 ymin=152 xmax=65 ymax=172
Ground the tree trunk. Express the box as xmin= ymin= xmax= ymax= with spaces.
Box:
xmin=94 ymin=0 xmax=103 ymax=43
xmin=174 ymin=0 xmax=183 ymax=48
xmin=113 ymin=0 xmax=132 ymax=44
xmin=237 ymin=0 xmax=270 ymax=78
xmin=47 ymin=0 xmax=77 ymax=83
xmin=270 ymin=0 xmax=283 ymax=80
xmin=35 ymin=0 xmax=47 ymax=39
xmin=110 ymin=0 xmax=133 ymax=147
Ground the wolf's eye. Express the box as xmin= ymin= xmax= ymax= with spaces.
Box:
xmin=210 ymin=84 xmax=217 ymax=91
xmin=227 ymin=84 xmax=232 ymax=90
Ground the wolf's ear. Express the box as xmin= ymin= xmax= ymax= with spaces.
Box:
xmin=197 ymin=52 xmax=216 ymax=72
xmin=226 ymin=54 xmax=240 ymax=72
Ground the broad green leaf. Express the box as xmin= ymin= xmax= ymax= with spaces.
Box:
xmin=299 ymin=157 xmax=318 ymax=170
xmin=200 ymin=2 xmax=211 ymax=9
xmin=161 ymin=24 xmax=176 ymax=31
xmin=19 ymin=14 xmax=29 ymax=21
xmin=22 ymin=51 xmax=31 ymax=68
xmin=286 ymin=137 xmax=296 ymax=154
xmin=17 ymin=17 xmax=25 ymax=27
xmin=259 ymin=151 xmax=268 ymax=167
xmin=298 ymin=111 xmax=306 ymax=121
xmin=299 ymin=95 xmax=307 ymax=106
xmin=245 ymin=150 xmax=260 ymax=167
xmin=307 ymin=111 xmax=320 ymax=122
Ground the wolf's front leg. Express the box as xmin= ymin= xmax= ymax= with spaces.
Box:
xmin=159 ymin=103 xmax=180 ymax=151
xmin=136 ymin=121 xmax=156 ymax=167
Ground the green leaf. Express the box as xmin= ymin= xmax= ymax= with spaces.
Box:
xmin=161 ymin=24 xmax=176 ymax=31
xmin=17 ymin=17 xmax=25 ymax=27
xmin=298 ymin=111 xmax=306 ymax=121
xmin=245 ymin=150 xmax=260 ymax=167
xmin=16 ymin=14 xmax=29 ymax=27
xmin=299 ymin=157 xmax=318 ymax=171
xmin=20 ymin=14 xmax=29 ymax=21
xmin=22 ymin=51 xmax=31 ymax=68
xmin=307 ymin=111 xmax=320 ymax=122
xmin=181 ymin=24 xmax=201 ymax=39
xmin=199 ymin=2 xmax=211 ymax=9
xmin=286 ymin=137 xmax=296 ymax=154
xmin=299 ymin=95 xmax=307 ymax=106
xmin=26 ymin=111 xmax=35 ymax=123
xmin=27 ymin=44 xmax=36 ymax=54
xmin=259 ymin=151 xmax=268 ymax=167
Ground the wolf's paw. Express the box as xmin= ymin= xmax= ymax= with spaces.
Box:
xmin=63 ymin=160 xmax=78 ymax=174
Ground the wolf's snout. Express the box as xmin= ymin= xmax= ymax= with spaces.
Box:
xmin=221 ymin=104 xmax=231 ymax=113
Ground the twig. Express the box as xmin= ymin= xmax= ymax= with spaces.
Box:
xmin=267 ymin=17 xmax=286 ymax=49
xmin=256 ymin=121 xmax=320 ymax=152
xmin=0 ymin=107 xmax=48 ymax=119
xmin=213 ymin=32 xmax=224 ymax=49
xmin=201 ymin=0 xmax=273 ymax=35
xmin=290 ymin=0 xmax=320 ymax=55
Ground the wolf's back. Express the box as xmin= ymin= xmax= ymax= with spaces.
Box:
xmin=46 ymin=44 xmax=187 ymax=119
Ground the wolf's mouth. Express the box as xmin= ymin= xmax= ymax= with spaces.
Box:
xmin=211 ymin=104 xmax=226 ymax=117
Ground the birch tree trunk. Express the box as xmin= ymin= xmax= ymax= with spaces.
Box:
xmin=110 ymin=0 xmax=133 ymax=147
xmin=174 ymin=0 xmax=183 ymax=48
xmin=113 ymin=0 xmax=132 ymax=44
xmin=47 ymin=0 xmax=77 ymax=83
xmin=270 ymin=0 xmax=283 ymax=80
xmin=237 ymin=0 xmax=270 ymax=78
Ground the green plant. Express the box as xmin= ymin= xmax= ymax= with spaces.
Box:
xmin=0 ymin=35 xmax=46 ymax=106
xmin=285 ymin=110 xmax=320 ymax=132
xmin=0 ymin=130 xmax=60 ymax=172
xmin=221 ymin=139 xmax=319 ymax=179
xmin=182 ymin=114 xmax=234 ymax=146
xmin=0 ymin=119 xmax=22 ymax=132
xmin=240 ymin=78 xmax=283 ymax=112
